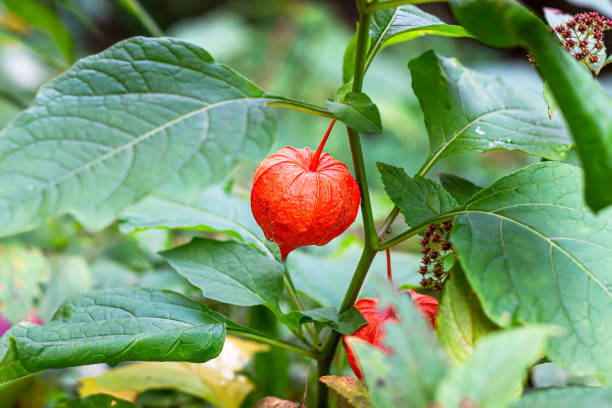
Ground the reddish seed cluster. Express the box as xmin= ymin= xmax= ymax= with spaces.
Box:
xmin=551 ymin=11 xmax=611 ymax=69
xmin=419 ymin=221 xmax=453 ymax=290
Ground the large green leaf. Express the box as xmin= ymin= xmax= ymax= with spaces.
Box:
xmin=161 ymin=238 xmax=284 ymax=309
xmin=451 ymin=162 xmax=612 ymax=383
xmin=351 ymin=285 xmax=448 ymax=407
xmin=377 ymin=162 xmax=457 ymax=227
xmin=0 ymin=288 xmax=225 ymax=388
xmin=0 ymin=36 xmax=276 ymax=237
xmin=436 ymin=326 xmax=552 ymax=408
xmin=449 ymin=0 xmax=612 ymax=211
xmin=0 ymin=243 xmax=50 ymax=323
xmin=119 ymin=186 xmax=271 ymax=256
xmin=56 ymin=394 xmax=139 ymax=408
xmin=437 ymin=264 xmax=496 ymax=364
xmin=512 ymin=387 xmax=612 ymax=408
xmin=409 ymin=50 xmax=571 ymax=175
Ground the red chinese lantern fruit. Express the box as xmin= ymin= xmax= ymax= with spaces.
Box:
xmin=342 ymin=291 xmax=438 ymax=379
xmin=251 ymin=135 xmax=360 ymax=260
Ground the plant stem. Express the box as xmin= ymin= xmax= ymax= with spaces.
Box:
xmin=365 ymin=0 xmax=446 ymax=13
xmin=115 ymin=0 xmax=163 ymax=37
xmin=316 ymin=5 xmax=376 ymax=407
xmin=228 ymin=328 xmax=318 ymax=359
xmin=311 ymin=119 xmax=337 ymax=170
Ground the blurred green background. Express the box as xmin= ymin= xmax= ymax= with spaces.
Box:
xmin=0 ymin=0 xmax=609 ymax=407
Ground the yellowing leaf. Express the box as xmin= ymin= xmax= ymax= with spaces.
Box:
xmin=319 ymin=376 xmax=371 ymax=408
xmin=79 ymin=336 xmax=269 ymax=408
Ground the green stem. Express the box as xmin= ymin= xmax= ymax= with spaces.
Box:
xmin=317 ymin=9 xmax=376 ymax=406
xmin=115 ymin=0 xmax=163 ymax=37
xmin=365 ymin=0 xmax=446 ymax=13
xmin=228 ymin=328 xmax=318 ymax=359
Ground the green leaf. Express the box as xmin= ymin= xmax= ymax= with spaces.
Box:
xmin=2 ymin=0 xmax=74 ymax=62
xmin=366 ymin=5 xmax=471 ymax=70
xmin=119 ymin=185 xmax=272 ymax=256
xmin=436 ymin=326 xmax=552 ymax=408
xmin=342 ymin=29 xmax=359 ymax=84
xmin=37 ymin=255 xmax=92 ymax=322
xmin=325 ymin=92 xmax=382 ymax=134
xmin=408 ymin=50 xmax=571 ymax=175
xmin=161 ymin=238 xmax=284 ymax=308
xmin=0 ymin=243 xmax=50 ymax=323
xmin=377 ymin=162 xmax=458 ymax=227
xmin=437 ymin=264 xmax=496 ymax=364
xmin=512 ymin=387 xmax=612 ymax=408
xmin=451 ymin=162 xmax=612 ymax=383
xmin=319 ymin=376 xmax=372 ymax=408
xmin=438 ymin=173 xmax=481 ymax=205
xmin=56 ymin=394 xmax=139 ymax=408
xmin=351 ymin=285 xmax=448 ymax=407
xmin=0 ymin=36 xmax=276 ymax=237
xmin=449 ymin=0 xmax=612 ymax=212
xmin=0 ymin=288 xmax=225 ymax=388
xmin=284 ymin=306 xmax=366 ymax=335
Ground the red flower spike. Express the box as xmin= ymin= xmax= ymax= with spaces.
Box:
xmin=251 ymin=146 xmax=360 ymax=260
xmin=342 ymin=292 xmax=439 ymax=379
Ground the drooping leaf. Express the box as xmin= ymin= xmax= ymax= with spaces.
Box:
xmin=0 ymin=243 xmax=50 ymax=323
xmin=512 ymin=386 xmax=612 ymax=408
xmin=161 ymin=238 xmax=284 ymax=309
xmin=451 ymin=162 xmax=612 ymax=383
xmin=0 ymin=36 xmax=276 ymax=237
xmin=325 ymin=92 xmax=382 ymax=134
xmin=319 ymin=376 xmax=371 ymax=408
xmin=2 ymin=0 xmax=74 ymax=62
xmin=0 ymin=288 xmax=225 ymax=388
xmin=408 ymin=50 xmax=571 ymax=175
xmin=437 ymin=264 xmax=496 ymax=364
xmin=37 ymin=255 xmax=92 ymax=322
xmin=56 ymin=394 xmax=138 ymax=408
xmin=79 ymin=336 xmax=268 ymax=408
xmin=377 ymin=162 xmax=457 ymax=227
xmin=351 ymin=284 xmax=448 ymax=407
xmin=119 ymin=186 xmax=273 ymax=257
xmin=438 ymin=173 xmax=481 ymax=205
xmin=449 ymin=0 xmax=612 ymax=211
xmin=436 ymin=326 xmax=552 ymax=408
xmin=284 ymin=306 xmax=366 ymax=335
